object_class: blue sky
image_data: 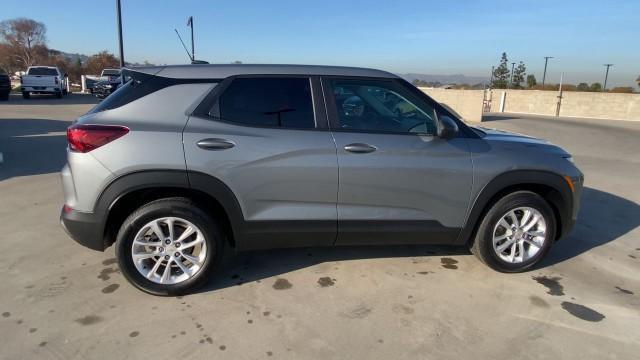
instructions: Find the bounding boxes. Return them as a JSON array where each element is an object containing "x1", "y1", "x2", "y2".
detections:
[{"x1": 3, "y1": 0, "x2": 639, "y2": 86}]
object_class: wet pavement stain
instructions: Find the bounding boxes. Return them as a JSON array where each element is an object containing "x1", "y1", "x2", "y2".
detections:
[
  {"x1": 629, "y1": 255, "x2": 637, "y2": 259},
  {"x1": 417, "y1": 271, "x2": 434, "y2": 275},
  {"x1": 102, "y1": 258, "x2": 117, "y2": 266},
  {"x1": 38, "y1": 341, "x2": 47, "y2": 347},
  {"x1": 392, "y1": 304, "x2": 415, "y2": 315},
  {"x1": 318, "y1": 277, "x2": 335, "y2": 287},
  {"x1": 205, "y1": 337, "x2": 213, "y2": 344},
  {"x1": 267, "y1": 351, "x2": 273, "y2": 356},
  {"x1": 345, "y1": 305, "x2": 372, "y2": 319},
  {"x1": 29, "y1": 328, "x2": 37, "y2": 333},
  {"x1": 219, "y1": 345, "x2": 226, "y2": 351},
  {"x1": 129, "y1": 331, "x2": 139, "y2": 338},
  {"x1": 378, "y1": 339, "x2": 384, "y2": 344},
  {"x1": 263, "y1": 311, "x2": 271, "y2": 316},
  {"x1": 75, "y1": 315, "x2": 104, "y2": 325},
  {"x1": 101, "y1": 284, "x2": 120, "y2": 294},
  {"x1": 2, "y1": 312, "x2": 9, "y2": 318},
  {"x1": 615, "y1": 286, "x2": 634, "y2": 295},
  {"x1": 247, "y1": 319, "x2": 253, "y2": 324},
  {"x1": 532, "y1": 276, "x2": 565, "y2": 296},
  {"x1": 97, "y1": 267, "x2": 120, "y2": 281},
  {"x1": 16, "y1": 319, "x2": 23, "y2": 324},
  {"x1": 440, "y1": 258, "x2": 458, "y2": 269},
  {"x1": 561, "y1": 302, "x2": 605, "y2": 322},
  {"x1": 273, "y1": 278, "x2": 292, "y2": 290},
  {"x1": 529, "y1": 295, "x2": 550, "y2": 308}
]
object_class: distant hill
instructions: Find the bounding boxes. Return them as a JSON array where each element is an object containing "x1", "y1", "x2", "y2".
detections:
[
  {"x1": 49, "y1": 49, "x2": 89, "y2": 64},
  {"x1": 400, "y1": 73, "x2": 488, "y2": 85}
]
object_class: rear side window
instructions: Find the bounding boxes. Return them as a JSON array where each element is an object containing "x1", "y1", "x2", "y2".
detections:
[
  {"x1": 28, "y1": 68, "x2": 58, "y2": 76},
  {"x1": 210, "y1": 78, "x2": 315, "y2": 129}
]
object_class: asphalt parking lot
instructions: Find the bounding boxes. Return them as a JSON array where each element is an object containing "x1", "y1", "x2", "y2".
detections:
[{"x1": 1, "y1": 93, "x2": 638, "y2": 359}]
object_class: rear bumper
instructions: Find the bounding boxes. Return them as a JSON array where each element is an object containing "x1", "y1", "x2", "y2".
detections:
[
  {"x1": 60, "y1": 206, "x2": 105, "y2": 251},
  {"x1": 21, "y1": 86, "x2": 59, "y2": 93}
]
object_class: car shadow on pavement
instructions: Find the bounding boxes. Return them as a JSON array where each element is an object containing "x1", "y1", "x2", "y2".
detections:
[
  {"x1": 198, "y1": 186, "x2": 639, "y2": 293},
  {"x1": 541, "y1": 186, "x2": 640, "y2": 266},
  {"x1": 3, "y1": 93, "x2": 100, "y2": 105},
  {"x1": 0, "y1": 118, "x2": 70, "y2": 181}
]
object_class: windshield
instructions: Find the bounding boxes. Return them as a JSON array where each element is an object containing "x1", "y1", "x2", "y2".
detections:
[{"x1": 28, "y1": 68, "x2": 58, "y2": 76}]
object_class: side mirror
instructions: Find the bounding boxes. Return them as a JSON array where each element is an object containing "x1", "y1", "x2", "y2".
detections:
[{"x1": 437, "y1": 116, "x2": 459, "y2": 139}]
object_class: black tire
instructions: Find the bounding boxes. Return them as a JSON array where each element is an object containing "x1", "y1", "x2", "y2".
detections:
[
  {"x1": 62, "y1": 88, "x2": 68, "y2": 95},
  {"x1": 22, "y1": 91, "x2": 30, "y2": 99},
  {"x1": 470, "y1": 191, "x2": 556, "y2": 272},
  {"x1": 55, "y1": 90, "x2": 62, "y2": 99},
  {"x1": 0, "y1": 92, "x2": 8, "y2": 101},
  {"x1": 115, "y1": 197, "x2": 224, "y2": 296}
]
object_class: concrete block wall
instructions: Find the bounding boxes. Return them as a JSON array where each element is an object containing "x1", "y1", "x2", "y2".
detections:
[
  {"x1": 419, "y1": 87, "x2": 640, "y2": 122},
  {"x1": 418, "y1": 88, "x2": 484, "y2": 122}
]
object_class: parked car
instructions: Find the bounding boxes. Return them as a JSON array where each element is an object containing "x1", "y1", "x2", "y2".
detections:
[
  {"x1": 60, "y1": 64, "x2": 583, "y2": 295},
  {"x1": 20, "y1": 66, "x2": 68, "y2": 98},
  {"x1": 101, "y1": 68, "x2": 121, "y2": 79},
  {"x1": 93, "y1": 76, "x2": 122, "y2": 99},
  {"x1": 0, "y1": 70, "x2": 10, "y2": 101}
]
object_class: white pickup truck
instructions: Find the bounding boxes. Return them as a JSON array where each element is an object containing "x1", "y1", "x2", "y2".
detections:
[{"x1": 20, "y1": 66, "x2": 68, "y2": 99}]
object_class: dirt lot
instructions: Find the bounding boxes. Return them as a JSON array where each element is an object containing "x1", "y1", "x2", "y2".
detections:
[{"x1": 1, "y1": 94, "x2": 638, "y2": 359}]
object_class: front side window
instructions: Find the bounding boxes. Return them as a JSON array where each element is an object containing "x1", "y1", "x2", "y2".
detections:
[
  {"x1": 211, "y1": 78, "x2": 315, "y2": 129},
  {"x1": 329, "y1": 79, "x2": 437, "y2": 134}
]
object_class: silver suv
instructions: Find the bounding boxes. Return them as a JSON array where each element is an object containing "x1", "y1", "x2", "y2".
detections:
[{"x1": 60, "y1": 64, "x2": 583, "y2": 295}]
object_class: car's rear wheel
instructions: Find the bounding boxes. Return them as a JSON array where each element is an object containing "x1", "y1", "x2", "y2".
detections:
[
  {"x1": 0, "y1": 92, "x2": 8, "y2": 101},
  {"x1": 470, "y1": 191, "x2": 556, "y2": 272},
  {"x1": 115, "y1": 197, "x2": 223, "y2": 295},
  {"x1": 55, "y1": 90, "x2": 62, "y2": 98},
  {"x1": 22, "y1": 91, "x2": 30, "y2": 99}
]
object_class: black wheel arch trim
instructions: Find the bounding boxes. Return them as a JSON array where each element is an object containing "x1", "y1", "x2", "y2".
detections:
[
  {"x1": 457, "y1": 169, "x2": 575, "y2": 245},
  {"x1": 93, "y1": 169, "x2": 245, "y2": 250}
]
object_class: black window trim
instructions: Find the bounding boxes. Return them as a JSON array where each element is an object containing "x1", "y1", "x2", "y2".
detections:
[
  {"x1": 321, "y1": 75, "x2": 477, "y2": 138},
  {"x1": 192, "y1": 74, "x2": 329, "y2": 131}
]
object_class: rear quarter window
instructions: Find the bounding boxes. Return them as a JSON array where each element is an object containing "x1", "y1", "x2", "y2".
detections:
[{"x1": 28, "y1": 68, "x2": 58, "y2": 76}]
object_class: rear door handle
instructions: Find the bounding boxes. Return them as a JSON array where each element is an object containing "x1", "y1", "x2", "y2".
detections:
[
  {"x1": 196, "y1": 138, "x2": 235, "y2": 150},
  {"x1": 344, "y1": 143, "x2": 377, "y2": 154}
]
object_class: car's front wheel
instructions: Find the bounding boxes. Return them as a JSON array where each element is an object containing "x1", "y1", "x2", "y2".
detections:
[
  {"x1": 115, "y1": 197, "x2": 223, "y2": 295},
  {"x1": 470, "y1": 191, "x2": 556, "y2": 272}
]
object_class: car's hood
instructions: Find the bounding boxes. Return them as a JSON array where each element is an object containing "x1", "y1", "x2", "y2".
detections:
[{"x1": 471, "y1": 126, "x2": 570, "y2": 157}]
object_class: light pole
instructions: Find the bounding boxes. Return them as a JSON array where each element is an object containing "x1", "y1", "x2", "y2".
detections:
[
  {"x1": 542, "y1": 56, "x2": 553, "y2": 88},
  {"x1": 187, "y1": 16, "x2": 194, "y2": 61},
  {"x1": 116, "y1": 0, "x2": 125, "y2": 68},
  {"x1": 603, "y1": 64, "x2": 613, "y2": 92},
  {"x1": 509, "y1": 62, "x2": 515, "y2": 89}
]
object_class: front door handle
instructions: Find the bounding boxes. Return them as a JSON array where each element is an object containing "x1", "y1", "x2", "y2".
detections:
[
  {"x1": 344, "y1": 143, "x2": 377, "y2": 154},
  {"x1": 196, "y1": 138, "x2": 235, "y2": 150}
]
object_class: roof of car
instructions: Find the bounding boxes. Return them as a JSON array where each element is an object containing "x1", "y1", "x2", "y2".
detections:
[{"x1": 125, "y1": 64, "x2": 399, "y2": 79}]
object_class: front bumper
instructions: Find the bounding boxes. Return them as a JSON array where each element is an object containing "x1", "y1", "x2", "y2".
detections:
[{"x1": 60, "y1": 206, "x2": 106, "y2": 251}]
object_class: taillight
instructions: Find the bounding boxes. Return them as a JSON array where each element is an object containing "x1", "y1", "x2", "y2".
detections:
[{"x1": 67, "y1": 124, "x2": 129, "y2": 153}]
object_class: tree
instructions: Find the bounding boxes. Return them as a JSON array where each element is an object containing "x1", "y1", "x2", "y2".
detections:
[
  {"x1": 576, "y1": 82, "x2": 589, "y2": 92},
  {"x1": 84, "y1": 51, "x2": 119, "y2": 75},
  {"x1": 491, "y1": 52, "x2": 509, "y2": 89},
  {"x1": 512, "y1": 61, "x2": 526, "y2": 88},
  {"x1": 526, "y1": 74, "x2": 537, "y2": 88},
  {"x1": 609, "y1": 87, "x2": 634, "y2": 93},
  {"x1": 0, "y1": 18, "x2": 48, "y2": 72},
  {"x1": 589, "y1": 82, "x2": 602, "y2": 92}
]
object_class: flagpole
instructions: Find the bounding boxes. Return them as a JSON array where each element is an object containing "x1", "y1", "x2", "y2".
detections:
[{"x1": 189, "y1": 16, "x2": 195, "y2": 62}]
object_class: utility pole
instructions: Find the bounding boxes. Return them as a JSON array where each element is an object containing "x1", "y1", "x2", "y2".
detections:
[
  {"x1": 489, "y1": 66, "x2": 495, "y2": 89},
  {"x1": 116, "y1": 0, "x2": 125, "y2": 68},
  {"x1": 187, "y1": 16, "x2": 194, "y2": 62},
  {"x1": 542, "y1": 56, "x2": 553, "y2": 88},
  {"x1": 509, "y1": 62, "x2": 515, "y2": 89},
  {"x1": 603, "y1": 64, "x2": 613, "y2": 92}
]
